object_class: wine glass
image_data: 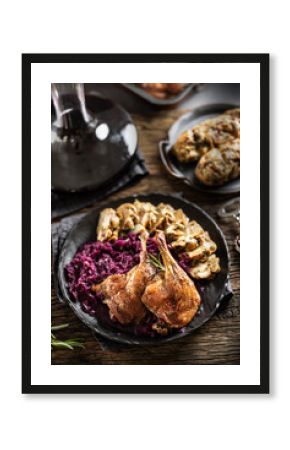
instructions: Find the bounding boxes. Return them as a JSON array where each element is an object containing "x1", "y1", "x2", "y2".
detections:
[{"x1": 217, "y1": 197, "x2": 240, "y2": 253}]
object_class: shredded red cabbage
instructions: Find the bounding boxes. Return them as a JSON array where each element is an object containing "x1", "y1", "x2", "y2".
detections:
[
  {"x1": 65, "y1": 234, "x2": 160, "y2": 313},
  {"x1": 65, "y1": 233, "x2": 194, "y2": 334}
]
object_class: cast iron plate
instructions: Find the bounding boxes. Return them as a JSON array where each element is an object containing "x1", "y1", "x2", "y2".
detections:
[
  {"x1": 57, "y1": 193, "x2": 232, "y2": 345},
  {"x1": 51, "y1": 93, "x2": 138, "y2": 192},
  {"x1": 159, "y1": 103, "x2": 240, "y2": 194}
]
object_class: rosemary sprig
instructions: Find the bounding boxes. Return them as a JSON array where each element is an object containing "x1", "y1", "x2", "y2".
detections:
[
  {"x1": 51, "y1": 323, "x2": 85, "y2": 351},
  {"x1": 148, "y1": 253, "x2": 165, "y2": 271},
  {"x1": 51, "y1": 323, "x2": 70, "y2": 331}
]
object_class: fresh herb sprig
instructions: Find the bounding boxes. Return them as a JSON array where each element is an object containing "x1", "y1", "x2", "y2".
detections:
[
  {"x1": 51, "y1": 323, "x2": 85, "y2": 350},
  {"x1": 148, "y1": 253, "x2": 165, "y2": 271}
]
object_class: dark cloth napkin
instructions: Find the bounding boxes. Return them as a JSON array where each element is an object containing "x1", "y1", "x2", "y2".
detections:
[
  {"x1": 52, "y1": 214, "x2": 131, "y2": 351},
  {"x1": 52, "y1": 148, "x2": 148, "y2": 219}
]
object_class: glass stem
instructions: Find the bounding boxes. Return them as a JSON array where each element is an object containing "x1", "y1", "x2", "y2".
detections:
[{"x1": 51, "y1": 83, "x2": 92, "y2": 130}]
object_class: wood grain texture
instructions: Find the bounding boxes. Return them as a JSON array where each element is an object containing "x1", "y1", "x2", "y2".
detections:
[{"x1": 51, "y1": 109, "x2": 240, "y2": 365}]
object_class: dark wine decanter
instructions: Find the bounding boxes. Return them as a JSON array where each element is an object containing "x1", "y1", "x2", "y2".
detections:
[{"x1": 51, "y1": 83, "x2": 138, "y2": 192}]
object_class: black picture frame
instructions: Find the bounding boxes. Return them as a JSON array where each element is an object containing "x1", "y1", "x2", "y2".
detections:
[{"x1": 22, "y1": 53, "x2": 269, "y2": 394}]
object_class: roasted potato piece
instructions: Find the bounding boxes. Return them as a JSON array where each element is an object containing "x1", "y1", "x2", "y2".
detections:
[
  {"x1": 189, "y1": 254, "x2": 221, "y2": 279},
  {"x1": 173, "y1": 128, "x2": 213, "y2": 163},
  {"x1": 116, "y1": 203, "x2": 139, "y2": 230},
  {"x1": 97, "y1": 208, "x2": 120, "y2": 241},
  {"x1": 172, "y1": 108, "x2": 240, "y2": 169},
  {"x1": 195, "y1": 139, "x2": 240, "y2": 186},
  {"x1": 205, "y1": 115, "x2": 240, "y2": 146},
  {"x1": 96, "y1": 200, "x2": 221, "y2": 280},
  {"x1": 133, "y1": 200, "x2": 159, "y2": 230}
]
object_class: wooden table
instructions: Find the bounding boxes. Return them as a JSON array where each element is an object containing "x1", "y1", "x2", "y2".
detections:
[{"x1": 51, "y1": 107, "x2": 240, "y2": 365}]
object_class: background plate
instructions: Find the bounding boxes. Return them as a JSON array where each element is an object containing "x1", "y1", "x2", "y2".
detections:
[
  {"x1": 160, "y1": 103, "x2": 240, "y2": 194},
  {"x1": 122, "y1": 83, "x2": 199, "y2": 106},
  {"x1": 57, "y1": 193, "x2": 232, "y2": 345}
]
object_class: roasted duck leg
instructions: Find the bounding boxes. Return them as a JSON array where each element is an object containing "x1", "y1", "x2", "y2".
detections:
[
  {"x1": 92, "y1": 234, "x2": 156, "y2": 324},
  {"x1": 142, "y1": 232, "x2": 201, "y2": 328}
]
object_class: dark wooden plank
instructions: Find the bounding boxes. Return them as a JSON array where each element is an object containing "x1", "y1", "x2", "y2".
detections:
[{"x1": 51, "y1": 108, "x2": 240, "y2": 365}]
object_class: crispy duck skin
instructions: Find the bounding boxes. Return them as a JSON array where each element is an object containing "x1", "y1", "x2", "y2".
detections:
[
  {"x1": 92, "y1": 235, "x2": 156, "y2": 325},
  {"x1": 141, "y1": 232, "x2": 201, "y2": 328}
]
